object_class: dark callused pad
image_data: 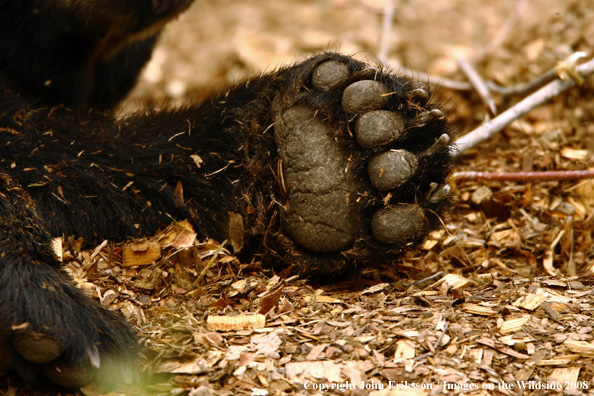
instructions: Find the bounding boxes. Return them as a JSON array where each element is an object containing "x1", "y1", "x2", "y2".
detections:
[
  {"x1": 371, "y1": 204, "x2": 427, "y2": 245},
  {"x1": 355, "y1": 110, "x2": 405, "y2": 149},
  {"x1": 342, "y1": 80, "x2": 389, "y2": 114},
  {"x1": 274, "y1": 106, "x2": 360, "y2": 253},
  {"x1": 12, "y1": 331, "x2": 64, "y2": 364},
  {"x1": 311, "y1": 60, "x2": 351, "y2": 91},
  {"x1": 367, "y1": 150, "x2": 418, "y2": 191}
]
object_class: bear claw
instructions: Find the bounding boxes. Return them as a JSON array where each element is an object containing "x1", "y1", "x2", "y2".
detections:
[
  {"x1": 409, "y1": 88, "x2": 430, "y2": 105},
  {"x1": 410, "y1": 108, "x2": 444, "y2": 127},
  {"x1": 427, "y1": 182, "x2": 451, "y2": 204}
]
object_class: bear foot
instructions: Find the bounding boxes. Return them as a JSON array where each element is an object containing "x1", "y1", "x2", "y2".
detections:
[
  {"x1": 0, "y1": 175, "x2": 139, "y2": 389},
  {"x1": 0, "y1": 243, "x2": 138, "y2": 389},
  {"x1": 272, "y1": 55, "x2": 453, "y2": 274}
]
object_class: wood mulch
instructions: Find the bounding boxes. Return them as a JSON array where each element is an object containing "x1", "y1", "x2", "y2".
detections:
[{"x1": 57, "y1": 215, "x2": 594, "y2": 396}]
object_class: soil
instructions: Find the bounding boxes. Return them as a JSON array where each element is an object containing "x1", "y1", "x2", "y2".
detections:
[{"x1": 4, "y1": 0, "x2": 594, "y2": 395}]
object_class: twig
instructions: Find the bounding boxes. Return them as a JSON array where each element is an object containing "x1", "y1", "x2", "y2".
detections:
[
  {"x1": 452, "y1": 170, "x2": 594, "y2": 182},
  {"x1": 454, "y1": 54, "x2": 594, "y2": 155},
  {"x1": 403, "y1": 271, "x2": 445, "y2": 288},
  {"x1": 484, "y1": 0, "x2": 529, "y2": 55},
  {"x1": 414, "y1": 352, "x2": 434, "y2": 361},
  {"x1": 458, "y1": 58, "x2": 498, "y2": 115},
  {"x1": 398, "y1": 67, "x2": 474, "y2": 91},
  {"x1": 487, "y1": 68, "x2": 558, "y2": 97},
  {"x1": 397, "y1": 65, "x2": 557, "y2": 97},
  {"x1": 434, "y1": 321, "x2": 450, "y2": 350},
  {"x1": 378, "y1": 0, "x2": 396, "y2": 64}
]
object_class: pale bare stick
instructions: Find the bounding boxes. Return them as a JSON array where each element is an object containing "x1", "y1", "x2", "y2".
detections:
[
  {"x1": 397, "y1": 66, "x2": 474, "y2": 91},
  {"x1": 454, "y1": 54, "x2": 594, "y2": 155},
  {"x1": 397, "y1": 65, "x2": 557, "y2": 97},
  {"x1": 484, "y1": 0, "x2": 529, "y2": 55},
  {"x1": 458, "y1": 58, "x2": 498, "y2": 115},
  {"x1": 486, "y1": 68, "x2": 558, "y2": 97},
  {"x1": 378, "y1": 0, "x2": 396, "y2": 64}
]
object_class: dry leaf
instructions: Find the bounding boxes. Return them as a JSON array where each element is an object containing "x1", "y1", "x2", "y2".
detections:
[
  {"x1": 258, "y1": 284, "x2": 284, "y2": 315},
  {"x1": 174, "y1": 181, "x2": 184, "y2": 205},
  {"x1": 173, "y1": 227, "x2": 197, "y2": 249}
]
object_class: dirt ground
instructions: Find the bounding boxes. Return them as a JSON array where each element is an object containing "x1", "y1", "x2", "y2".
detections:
[{"x1": 4, "y1": 0, "x2": 594, "y2": 395}]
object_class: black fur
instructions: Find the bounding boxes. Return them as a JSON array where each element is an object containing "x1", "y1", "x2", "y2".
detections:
[
  {"x1": 0, "y1": 0, "x2": 192, "y2": 109},
  {"x1": 0, "y1": 0, "x2": 452, "y2": 390},
  {"x1": 0, "y1": 0, "x2": 194, "y2": 389}
]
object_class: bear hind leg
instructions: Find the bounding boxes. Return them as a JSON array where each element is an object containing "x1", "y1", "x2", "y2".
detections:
[{"x1": 0, "y1": 174, "x2": 138, "y2": 389}]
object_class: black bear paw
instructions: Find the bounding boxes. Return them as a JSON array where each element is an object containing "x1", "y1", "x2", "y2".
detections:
[
  {"x1": 0, "y1": 256, "x2": 138, "y2": 389},
  {"x1": 273, "y1": 55, "x2": 453, "y2": 273}
]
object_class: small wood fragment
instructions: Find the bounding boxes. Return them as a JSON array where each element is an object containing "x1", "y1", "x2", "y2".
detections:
[
  {"x1": 51, "y1": 237, "x2": 63, "y2": 261},
  {"x1": 471, "y1": 186, "x2": 492, "y2": 205},
  {"x1": 564, "y1": 339, "x2": 594, "y2": 357},
  {"x1": 540, "y1": 301, "x2": 562, "y2": 321},
  {"x1": 537, "y1": 355, "x2": 580, "y2": 366},
  {"x1": 467, "y1": 347, "x2": 483, "y2": 363},
  {"x1": 158, "y1": 357, "x2": 208, "y2": 375},
  {"x1": 543, "y1": 230, "x2": 565, "y2": 276},
  {"x1": 306, "y1": 343, "x2": 328, "y2": 360},
  {"x1": 303, "y1": 295, "x2": 343, "y2": 304},
  {"x1": 123, "y1": 240, "x2": 162, "y2": 266},
  {"x1": 498, "y1": 315, "x2": 530, "y2": 335},
  {"x1": 394, "y1": 339, "x2": 416, "y2": 362},
  {"x1": 437, "y1": 274, "x2": 474, "y2": 290},
  {"x1": 513, "y1": 293, "x2": 548, "y2": 311},
  {"x1": 561, "y1": 148, "x2": 589, "y2": 160},
  {"x1": 361, "y1": 283, "x2": 390, "y2": 294},
  {"x1": 548, "y1": 367, "x2": 580, "y2": 388},
  {"x1": 499, "y1": 335, "x2": 532, "y2": 346},
  {"x1": 477, "y1": 337, "x2": 530, "y2": 359},
  {"x1": 463, "y1": 304, "x2": 498, "y2": 316},
  {"x1": 206, "y1": 314, "x2": 266, "y2": 331},
  {"x1": 190, "y1": 154, "x2": 203, "y2": 168},
  {"x1": 228, "y1": 212, "x2": 244, "y2": 253}
]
